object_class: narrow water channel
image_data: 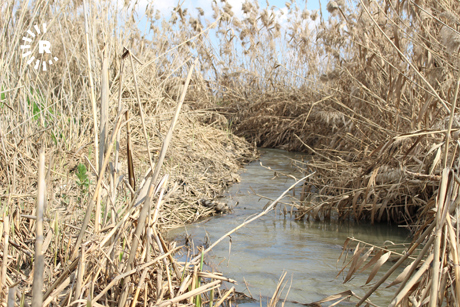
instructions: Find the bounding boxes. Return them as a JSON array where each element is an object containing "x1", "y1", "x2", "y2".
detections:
[{"x1": 167, "y1": 148, "x2": 410, "y2": 306}]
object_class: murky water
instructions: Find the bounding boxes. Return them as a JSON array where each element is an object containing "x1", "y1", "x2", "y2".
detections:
[{"x1": 168, "y1": 148, "x2": 410, "y2": 306}]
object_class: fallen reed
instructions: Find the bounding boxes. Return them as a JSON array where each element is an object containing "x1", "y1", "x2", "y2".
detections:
[
  {"x1": 2, "y1": 0, "x2": 460, "y2": 305},
  {"x1": 0, "y1": 1, "x2": 254, "y2": 305}
]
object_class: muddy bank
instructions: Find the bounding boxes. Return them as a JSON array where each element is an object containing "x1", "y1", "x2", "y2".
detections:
[
  {"x1": 0, "y1": 95, "x2": 256, "y2": 304},
  {"x1": 2, "y1": 0, "x2": 460, "y2": 305}
]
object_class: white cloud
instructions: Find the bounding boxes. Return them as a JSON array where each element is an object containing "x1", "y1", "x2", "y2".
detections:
[
  {"x1": 273, "y1": 6, "x2": 289, "y2": 26},
  {"x1": 227, "y1": 0, "x2": 245, "y2": 18},
  {"x1": 145, "y1": 0, "x2": 246, "y2": 20},
  {"x1": 118, "y1": 0, "x2": 318, "y2": 38}
]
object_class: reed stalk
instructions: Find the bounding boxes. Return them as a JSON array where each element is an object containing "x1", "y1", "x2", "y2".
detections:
[
  {"x1": 1, "y1": 211, "x2": 9, "y2": 302},
  {"x1": 71, "y1": 111, "x2": 125, "y2": 260},
  {"x1": 31, "y1": 148, "x2": 46, "y2": 307},
  {"x1": 82, "y1": 0, "x2": 99, "y2": 172}
]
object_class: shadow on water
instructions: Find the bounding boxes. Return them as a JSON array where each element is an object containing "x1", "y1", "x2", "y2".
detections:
[{"x1": 167, "y1": 148, "x2": 411, "y2": 306}]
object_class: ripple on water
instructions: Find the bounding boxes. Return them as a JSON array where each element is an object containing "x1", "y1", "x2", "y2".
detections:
[{"x1": 168, "y1": 148, "x2": 410, "y2": 306}]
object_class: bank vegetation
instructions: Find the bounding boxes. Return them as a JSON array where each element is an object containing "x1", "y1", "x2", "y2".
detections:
[{"x1": 1, "y1": 0, "x2": 460, "y2": 306}]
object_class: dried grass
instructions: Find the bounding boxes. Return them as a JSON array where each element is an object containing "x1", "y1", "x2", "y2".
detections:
[
  {"x1": 2, "y1": 0, "x2": 460, "y2": 305},
  {"x1": 0, "y1": 1, "x2": 255, "y2": 305},
  {"x1": 194, "y1": 0, "x2": 460, "y2": 305}
]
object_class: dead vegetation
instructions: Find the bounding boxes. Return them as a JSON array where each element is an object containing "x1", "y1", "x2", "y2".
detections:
[
  {"x1": 2, "y1": 0, "x2": 460, "y2": 305},
  {"x1": 194, "y1": 0, "x2": 460, "y2": 305},
  {"x1": 0, "y1": 0, "x2": 256, "y2": 306}
]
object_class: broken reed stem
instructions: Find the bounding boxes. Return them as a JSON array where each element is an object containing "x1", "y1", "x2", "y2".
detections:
[
  {"x1": 191, "y1": 173, "x2": 314, "y2": 264},
  {"x1": 118, "y1": 59, "x2": 196, "y2": 307},
  {"x1": 82, "y1": 0, "x2": 99, "y2": 172},
  {"x1": 389, "y1": 253, "x2": 434, "y2": 307},
  {"x1": 32, "y1": 147, "x2": 46, "y2": 307},
  {"x1": 125, "y1": 59, "x2": 197, "y2": 269},
  {"x1": 356, "y1": 220, "x2": 436, "y2": 306}
]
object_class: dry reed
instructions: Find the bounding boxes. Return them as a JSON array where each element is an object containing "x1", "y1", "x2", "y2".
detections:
[
  {"x1": 0, "y1": 1, "x2": 255, "y2": 305},
  {"x1": 2, "y1": 0, "x2": 460, "y2": 305}
]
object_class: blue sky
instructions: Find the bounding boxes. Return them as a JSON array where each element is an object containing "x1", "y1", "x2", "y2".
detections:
[
  {"x1": 131, "y1": 0, "x2": 328, "y2": 33},
  {"x1": 126, "y1": 0, "x2": 330, "y2": 77},
  {"x1": 151, "y1": 0, "x2": 325, "y2": 19}
]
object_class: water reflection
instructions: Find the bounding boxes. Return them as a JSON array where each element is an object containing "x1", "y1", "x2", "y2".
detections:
[{"x1": 168, "y1": 148, "x2": 410, "y2": 306}]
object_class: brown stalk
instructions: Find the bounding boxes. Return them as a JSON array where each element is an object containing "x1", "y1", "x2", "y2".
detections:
[
  {"x1": 128, "y1": 49, "x2": 154, "y2": 171},
  {"x1": 31, "y1": 147, "x2": 46, "y2": 307},
  {"x1": 117, "y1": 59, "x2": 196, "y2": 307},
  {"x1": 71, "y1": 110, "x2": 126, "y2": 261},
  {"x1": 82, "y1": 0, "x2": 99, "y2": 172},
  {"x1": 158, "y1": 280, "x2": 222, "y2": 307},
  {"x1": 1, "y1": 211, "x2": 9, "y2": 301},
  {"x1": 74, "y1": 243, "x2": 86, "y2": 301},
  {"x1": 191, "y1": 173, "x2": 313, "y2": 264},
  {"x1": 95, "y1": 53, "x2": 110, "y2": 233},
  {"x1": 356, "y1": 220, "x2": 436, "y2": 306},
  {"x1": 446, "y1": 214, "x2": 460, "y2": 303},
  {"x1": 430, "y1": 169, "x2": 451, "y2": 306}
]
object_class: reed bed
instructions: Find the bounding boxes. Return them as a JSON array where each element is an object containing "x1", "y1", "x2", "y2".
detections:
[
  {"x1": 2, "y1": 0, "x2": 460, "y2": 305},
  {"x1": 191, "y1": 0, "x2": 460, "y2": 304},
  {"x1": 0, "y1": 0, "x2": 256, "y2": 306},
  {"x1": 213, "y1": 0, "x2": 460, "y2": 226}
]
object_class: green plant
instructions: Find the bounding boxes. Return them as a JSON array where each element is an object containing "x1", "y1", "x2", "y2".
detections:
[
  {"x1": 76, "y1": 163, "x2": 90, "y2": 197},
  {"x1": 195, "y1": 250, "x2": 204, "y2": 307},
  {"x1": 0, "y1": 86, "x2": 5, "y2": 108},
  {"x1": 119, "y1": 237, "x2": 126, "y2": 262},
  {"x1": 26, "y1": 87, "x2": 56, "y2": 126}
]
